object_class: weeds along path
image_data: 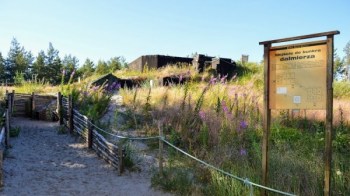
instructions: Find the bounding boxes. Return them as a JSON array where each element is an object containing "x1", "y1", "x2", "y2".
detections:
[{"x1": 2, "y1": 117, "x2": 167, "y2": 196}]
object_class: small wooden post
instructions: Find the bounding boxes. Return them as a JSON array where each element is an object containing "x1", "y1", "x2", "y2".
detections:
[
  {"x1": 31, "y1": 92, "x2": 35, "y2": 119},
  {"x1": 7, "y1": 93, "x2": 11, "y2": 117},
  {"x1": 87, "y1": 119, "x2": 93, "y2": 148},
  {"x1": 5, "y1": 90, "x2": 8, "y2": 110},
  {"x1": 11, "y1": 90, "x2": 15, "y2": 114},
  {"x1": 57, "y1": 92, "x2": 63, "y2": 125},
  {"x1": 158, "y1": 122, "x2": 164, "y2": 176},
  {"x1": 5, "y1": 109, "x2": 10, "y2": 148},
  {"x1": 68, "y1": 95, "x2": 73, "y2": 134},
  {"x1": 118, "y1": 141, "x2": 124, "y2": 175},
  {"x1": 0, "y1": 149, "x2": 3, "y2": 188}
]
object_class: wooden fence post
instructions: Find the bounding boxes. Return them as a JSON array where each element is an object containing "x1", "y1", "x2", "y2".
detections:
[
  {"x1": 5, "y1": 90, "x2": 8, "y2": 111},
  {"x1": 31, "y1": 92, "x2": 35, "y2": 119},
  {"x1": 57, "y1": 92, "x2": 63, "y2": 125},
  {"x1": 68, "y1": 95, "x2": 73, "y2": 134},
  {"x1": 158, "y1": 122, "x2": 163, "y2": 176},
  {"x1": 0, "y1": 149, "x2": 3, "y2": 188},
  {"x1": 5, "y1": 109, "x2": 10, "y2": 148},
  {"x1": 11, "y1": 90, "x2": 15, "y2": 114},
  {"x1": 87, "y1": 119, "x2": 93, "y2": 148},
  {"x1": 118, "y1": 142, "x2": 124, "y2": 175}
]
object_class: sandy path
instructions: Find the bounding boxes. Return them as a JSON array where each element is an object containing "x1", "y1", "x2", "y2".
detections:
[{"x1": 1, "y1": 117, "x2": 167, "y2": 196}]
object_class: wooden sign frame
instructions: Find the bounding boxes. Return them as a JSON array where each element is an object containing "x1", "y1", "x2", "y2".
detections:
[{"x1": 259, "y1": 30, "x2": 340, "y2": 196}]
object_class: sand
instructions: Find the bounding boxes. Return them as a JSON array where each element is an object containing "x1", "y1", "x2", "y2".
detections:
[{"x1": 1, "y1": 117, "x2": 168, "y2": 196}]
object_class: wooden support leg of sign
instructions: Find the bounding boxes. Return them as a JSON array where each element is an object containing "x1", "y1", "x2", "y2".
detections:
[
  {"x1": 262, "y1": 43, "x2": 271, "y2": 196},
  {"x1": 324, "y1": 35, "x2": 334, "y2": 196}
]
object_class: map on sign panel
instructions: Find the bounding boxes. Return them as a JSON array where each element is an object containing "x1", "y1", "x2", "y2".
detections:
[{"x1": 269, "y1": 41, "x2": 327, "y2": 109}]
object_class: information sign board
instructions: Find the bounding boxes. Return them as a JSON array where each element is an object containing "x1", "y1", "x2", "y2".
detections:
[{"x1": 269, "y1": 41, "x2": 327, "y2": 109}]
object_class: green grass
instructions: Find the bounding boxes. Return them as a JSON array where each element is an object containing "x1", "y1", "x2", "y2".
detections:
[{"x1": 334, "y1": 81, "x2": 350, "y2": 99}]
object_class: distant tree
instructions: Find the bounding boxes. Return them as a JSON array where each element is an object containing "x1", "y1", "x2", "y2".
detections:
[
  {"x1": 78, "y1": 58, "x2": 95, "y2": 79},
  {"x1": 45, "y1": 43, "x2": 62, "y2": 84},
  {"x1": 107, "y1": 56, "x2": 126, "y2": 72},
  {"x1": 5, "y1": 38, "x2": 33, "y2": 81},
  {"x1": 95, "y1": 60, "x2": 109, "y2": 75},
  {"x1": 62, "y1": 54, "x2": 79, "y2": 82},
  {"x1": 0, "y1": 52, "x2": 5, "y2": 81},
  {"x1": 32, "y1": 50, "x2": 46, "y2": 82},
  {"x1": 334, "y1": 49, "x2": 345, "y2": 80},
  {"x1": 344, "y1": 41, "x2": 350, "y2": 80}
]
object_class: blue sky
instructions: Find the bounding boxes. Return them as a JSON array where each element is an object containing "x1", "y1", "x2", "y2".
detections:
[{"x1": 0, "y1": 0, "x2": 349, "y2": 65}]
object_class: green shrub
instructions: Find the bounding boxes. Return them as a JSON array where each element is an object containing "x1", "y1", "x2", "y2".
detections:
[
  {"x1": 10, "y1": 126, "x2": 21, "y2": 137},
  {"x1": 334, "y1": 81, "x2": 350, "y2": 99},
  {"x1": 151, "y1": 167, "x2": 194, "y2": 195}
]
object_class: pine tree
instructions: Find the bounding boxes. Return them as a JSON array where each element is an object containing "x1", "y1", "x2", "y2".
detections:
[
  {"x1": 62, "y1": 54, "x2": 79, "y2": 83},
  {"x1": 32, "y1": 50, "x2": 46, "y2": 82},
  {"x1": 0, "y1": 52, "x2": 5, "y2": 82},
  {"x1": 45, "y1": 43, "x2": 62, "y2": 84},
  {"x1": 95, "y1": 60, "x2": 109, "y2": 75},
  {"x1": 5, "y1": 38, "x2": 33, "y2": 81},
  {"x1": 78, "y1": 58, "x2": 95, "y2": 79}
]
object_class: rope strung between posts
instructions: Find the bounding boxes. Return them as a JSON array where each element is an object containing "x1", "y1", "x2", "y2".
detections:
[
  {"x1": 66, "y1": 106, "x2": 295, "y2": 196},
  {"x1": 161, "y1": 138, "x2": 296, "y2": 196},
  {"x1": 71, "y1": 114, "x2": 159, "y2": 141}
]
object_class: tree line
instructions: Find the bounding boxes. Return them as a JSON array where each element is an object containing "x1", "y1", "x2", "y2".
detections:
[{"x1": 0, "y1": 38, "x2": 127, "y2": 85}]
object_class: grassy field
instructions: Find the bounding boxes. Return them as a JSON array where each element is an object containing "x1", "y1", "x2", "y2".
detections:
[{"x1": 1, "y1": 63, "x2": 349, "y2": 195}]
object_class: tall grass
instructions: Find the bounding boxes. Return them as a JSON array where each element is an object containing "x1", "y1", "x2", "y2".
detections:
[{"x1": 119, "y1": 70, "x2": 349, "y2": 195}]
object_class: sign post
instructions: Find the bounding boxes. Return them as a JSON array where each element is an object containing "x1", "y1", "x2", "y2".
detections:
[{"x1": 259, "y1": 31, "x2": 339, "y2": 196}]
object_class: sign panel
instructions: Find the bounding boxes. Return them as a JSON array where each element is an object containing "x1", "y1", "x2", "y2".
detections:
[{"x1": 269, "y1": 41, "x2": 327, "y2": 109}]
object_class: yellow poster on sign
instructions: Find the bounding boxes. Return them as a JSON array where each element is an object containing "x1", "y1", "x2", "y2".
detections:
[{"x1": 269, "y1": 41, "x2": 327, "y2": 109}]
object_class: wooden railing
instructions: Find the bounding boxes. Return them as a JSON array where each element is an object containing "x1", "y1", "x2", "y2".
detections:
[
  {"x1": 0, "y1": 91, "x2": 13, "y2": 188},
  {"x1": 58, "y1": 93, "x2": 125, "y2": 174}
]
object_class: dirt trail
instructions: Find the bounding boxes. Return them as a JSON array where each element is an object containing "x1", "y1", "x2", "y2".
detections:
[{"x1": 1, "y1": 117, "x2": 167, "y2": 196}]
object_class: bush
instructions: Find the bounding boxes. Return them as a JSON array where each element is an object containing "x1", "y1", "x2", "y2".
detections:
[
  {"x1": 334, "y1": 81, "x2": 350, "y2": 99},
  {"x1": 10, "y1": 126, "x2": 21, "y2": 137}
]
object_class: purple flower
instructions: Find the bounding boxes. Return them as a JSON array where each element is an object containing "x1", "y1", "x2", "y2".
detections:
[
  {"x1": 199, "y1": 110, "x2": 206, "y2": 121},
  {"x1": 179, "y1": 74, "x2": 183, "y2": 82},
  {"x1": 62, "y1": 69, "x2": 66, "y2": 75},
  {"x1": 92, "y1": 86, "x2": 99, "y2": 91},
  {"x1": 222, "y1": 100, "x2": 229, "y2": 113},
  {"x1": 240, "y1": 148, "x2": 247, "y2": 156},
  {"x1": 239, "y1": 121, "x2": 248, "y2": 130},
  {"x1": 220, "y1": 75, "x2": 228, "y2": 83},
  {"x1": 209, "y1": 76, "x2": 217, "y2": 85}
]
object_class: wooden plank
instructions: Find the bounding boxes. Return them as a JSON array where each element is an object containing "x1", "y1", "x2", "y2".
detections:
[
  {"x1": 324, "y1": 35, "x2": 334, "y2": 196},
  {"x1": 0, "y1": 149, "x2": 3, "y2": 188},
  {"x1": 262, "y1": 43, "x2": 271, "y2": 196},
  {"x1": 5, "y1": 109, "x2": 10, "y2": 147},
  {"x1": 259, "y1": 30, "x2": 340, "y2": 45},
  {"x1": 68, "y1": 95, "x2": 73, "y2": 134},
  {"x1": 92, "y1": 143, "x2": 119, "y2": 168}
]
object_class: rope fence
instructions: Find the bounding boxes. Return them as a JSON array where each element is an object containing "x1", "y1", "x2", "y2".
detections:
[{"x1": 59, "y1": 94, "x2": 296, "y2": 196}]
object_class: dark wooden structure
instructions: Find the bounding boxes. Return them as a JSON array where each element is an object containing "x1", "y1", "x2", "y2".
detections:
[
  {"x1": 91, "y1": 73, "x2": 145, "y2": 89},
  {"x1": 128, "y1": 55, "x2": 193, "y2": 72},
  {"x1": 211, "y1": 57, "x2": 236, "y2": 78},
  {"x1": 192, "y1": 54, "x2": 214, "y2": 73}
]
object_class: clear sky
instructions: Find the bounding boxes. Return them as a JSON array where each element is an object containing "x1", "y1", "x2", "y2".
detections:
[{"x1": 0, "y1": 0, "x2": 349, "y2": 65}]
